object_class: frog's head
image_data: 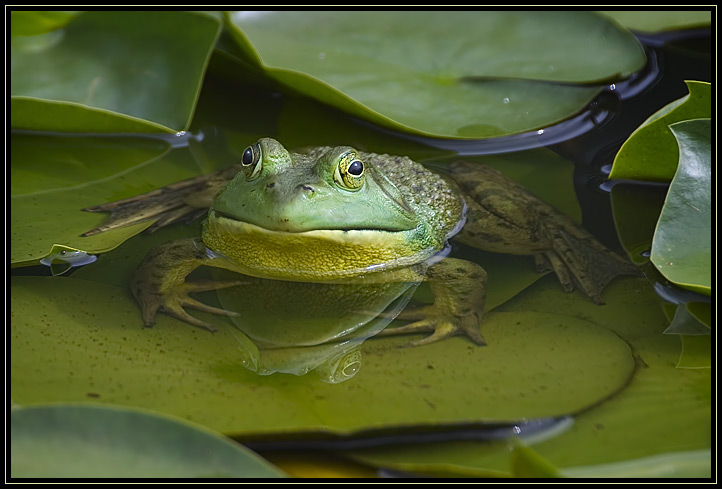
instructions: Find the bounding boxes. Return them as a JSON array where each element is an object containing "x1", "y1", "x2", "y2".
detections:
[
  {"x1": 203, "y1": 138, "x2": 439, "y2": 280},
  {"x1": 213, "y1": 138, "x2": 417, "y2": 233}
]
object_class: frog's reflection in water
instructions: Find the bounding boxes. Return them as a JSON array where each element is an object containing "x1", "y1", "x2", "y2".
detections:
[{"x1": 213, "y1": 267, "x2": 422, "y2": 383}]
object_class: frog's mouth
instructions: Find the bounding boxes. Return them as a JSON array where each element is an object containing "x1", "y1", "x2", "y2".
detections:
[{"x1": 210, "y1": 209, "x2": 414, "y2": 235}]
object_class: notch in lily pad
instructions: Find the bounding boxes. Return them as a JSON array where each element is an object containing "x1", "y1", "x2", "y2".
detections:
[{"x1": 39, "y1": 244, "x2": 97, "y2": 276}]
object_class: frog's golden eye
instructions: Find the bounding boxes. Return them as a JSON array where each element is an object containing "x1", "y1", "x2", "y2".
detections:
[
  {"x1": 241, "y1": 143, "x2": 262, "y2": 179},
  {"x1": 334, "y1": 151, "x2": 365, "y2": 191}
]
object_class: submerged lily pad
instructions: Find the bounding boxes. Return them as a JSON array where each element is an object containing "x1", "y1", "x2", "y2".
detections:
[
  {"x1": 10, "y1": 404, "x2": 286, "y2": 478},
  {"x1": 650, "y1": 119, "x2": 710, "y2": 295},
  {"x1": 10, "y1": 11, "x2": 221, "y2": 133},
  {"x1": 225, "y1": 11, "x2": 645, "y2": 139},
  {"x1": 676, "y1": 336, "x2": 711, "y2": 369},
  {"x1": 609, "y1": 81, "x2": 710, "y2": 182},
  {"x1": 11, "y1": 275, "x2": 634, "y2": 437}
]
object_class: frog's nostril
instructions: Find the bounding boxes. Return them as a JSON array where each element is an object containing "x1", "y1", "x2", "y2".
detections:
[
  {"x1": 266, "y1": 182, "x2": 276, "y2": 189},
  {"x1": 299, "y1": 184, "x2": 315, "y2": 193}
]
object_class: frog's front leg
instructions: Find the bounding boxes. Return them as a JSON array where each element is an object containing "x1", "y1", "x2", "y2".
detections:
[
  {"x1": 130, "y1": 237, "x2": 244, "y2": 332},
  {"x1": 379, "y1": 258, "x2": 487, "y2": 346}
]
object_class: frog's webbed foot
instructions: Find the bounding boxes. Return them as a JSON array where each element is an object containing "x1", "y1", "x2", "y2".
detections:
[
  {"x1": 539, "y1": 227, "x2": 642, "y2": 305},
  {"x1": 82, "y1": 164, "x2": 242, "y2": 236},
  {"x1": 134, "y1": 278, "x2": 245, "y2": 332},
  {"x1": 378, "y1": 304, "x2": 486, "y2": 346},
  {"x1": 130, "y1": 237, "x2": 245, "y2": 332},
  {"x1": 377, "y1": 258, "x2": 487, "y2": 347},
  {"x1": 448, "y1": 160, "x2": 641, "y2": 305}
]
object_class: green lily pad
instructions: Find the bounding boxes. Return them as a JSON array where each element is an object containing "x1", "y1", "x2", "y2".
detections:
[
  {"x1": 562, "y1": 449, "x2": 711, "y2": 478},
  {"x1": 609, "y1": 81, "x2": 710, "y2": 182},
  {"x1": 225, "y1": 11, "x2": 645, "y2": 139},
  {"x1": 346, "y1": 275, "x2": 711, "y2": 477},
  {"x1": 10, "y1": 132, "x2": 178, "y2": 266},
  {"x1": 11, "y1": 11, "x2": 221, "y2": 133},
  {"x1": 609, "y1": 183, "x2": 668, "y2": 264},
  {"x1": 650, "y1": 119, "x2": 711, "y2": 295},
  {"x1": 10, "y1": 10, "x2": 78, "y2": 36},
  {"x1": 511, "y1": 440, "x2": 562, "y2": 478},
  {"x1": 10, "y1": 404, "x2": 286, "y2": 478},
  {"x1": 598, "y1": 11, "x2": 712, "y2": 33},
  {"x1": 11, "y1": 275, "x2": 635, "y2": 438}
]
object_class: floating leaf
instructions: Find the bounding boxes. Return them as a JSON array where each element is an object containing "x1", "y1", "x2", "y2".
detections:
[
  {"x1": 10, "y1": 11, "x2": 221, "y2": 133},
  {"x1": 225, "y1": 11, "x2": 645, "y2": 139},
  {"x1": 11, "y1": 276, "x2": 634, "y2": 438},
  {"x1": 10, "y1": 404, "x2": 286, "y2": 478},
  {"x1": 510, "y1": 439, "x2": 562, "y2": 478},
  {"x1": 10, "y1": 10, "x2": 78, "y2": 36},
  {"x1": 609, "y1": 81, "x2": 710, "y2": 182},
  {"x1": 650, "y1": 119, "x2": 711, "y2": 295},
  {"x1": 10, "y1": 133, "x2": 173, "y2": 265},
  {"x1": 347, "y1": 276, "x2": 711, "y2": 477},
  {"x1": 598, "y1": 11, "x2": 712, "y2": 33},
  {"x1": 562, "y1": 449, "x2": 711, "y2": 478},
  {"x1": 609, "y1": 183, "x2": 667, "y2": 264}
]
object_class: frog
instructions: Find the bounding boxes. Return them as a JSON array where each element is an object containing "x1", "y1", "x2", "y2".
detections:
[{"x1": 82, "y1": 138, "x2": 640, "y2": 346}]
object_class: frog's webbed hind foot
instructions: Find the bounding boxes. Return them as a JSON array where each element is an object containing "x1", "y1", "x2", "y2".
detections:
[
  {"x1": 540, "y1": 228, "x2": 642, "y2": 304},
  {"x1": 82, "y1": 164, "x2": 242, "y2": 236},
  {"x1": 129, "y1": 237, "x2": 245, "y2": 332},
  {"x1": 134, "y1": 278, "x2": 245, "y2": 333},
  {"x1": 378, "y1": 304, "x2": 486, "y2": 347},
  {"x1": 377, "y1": 258, "x2": 487, "y2": 347}
]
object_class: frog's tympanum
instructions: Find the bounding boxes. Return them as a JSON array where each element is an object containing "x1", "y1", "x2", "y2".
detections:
[{"x1": 83, "y1": 138, "x2": 639, "y2": 346}]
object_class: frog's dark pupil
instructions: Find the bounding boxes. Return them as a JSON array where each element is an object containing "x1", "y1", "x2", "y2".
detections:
[
  {"x1": 242, "y1": 147, "x2": 254, "y2": 166},
  {"x1": 348, "y1": 160, "x2": 363, "y2": 176}
]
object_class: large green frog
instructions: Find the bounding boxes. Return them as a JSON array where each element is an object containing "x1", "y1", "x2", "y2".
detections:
[{"x1": 83, "y1": 138, "x2": 639, "y2": 345}]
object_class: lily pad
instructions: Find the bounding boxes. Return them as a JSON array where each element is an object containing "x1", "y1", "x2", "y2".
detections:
[
  {"x1": 346, "y1": 275, "x2": 711, "y2": 477},
  {"x1": 10, "y1": 404, "x2": 286, "y2": 478},
  {"x1": 598, "y1": 11, "x2": 712, "y2": 33},
  {"x1": 609, "y1": 81, "x2": 710, "y2": 182},
  {"x1": 10, "y1": 11, "x2": 221, "y2": 133},
  {"x1": 511, "y1": 440, "x2": 562, "y2": 478},
  {"x1": 609, "y1": 183, "x2": 668, "y2": 265},
  {"x1": 10, "y1": 132, "x2": 179, "y2": 266},
  {"x1": 11, "y1": 275, "x2": 635, "y2": 438},
  {"x1": 650, "y1": 119, "x2": 711, "y2": 295},
  {"x1": 10, "y1": 10, "x2": 78, "y2": 36},
  {"x1": 225, "y1": 11, "x2": 645, "y2": 139}
]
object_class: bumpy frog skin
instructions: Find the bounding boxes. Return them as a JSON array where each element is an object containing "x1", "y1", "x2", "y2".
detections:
[{"x1": 83, "y1": 138, "x2": 639, "y2": 345}]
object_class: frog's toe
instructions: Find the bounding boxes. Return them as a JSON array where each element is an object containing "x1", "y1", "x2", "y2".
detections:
[
  {"x1": 136, "y1": 293, "x2": 162, "y2": 328},
  {"x1": 544, "y1": 251, "x2": 575, "y2": 293},
  {"x1": 162, "y1": 301, "x2": 219, "y2": 333},
  {"x1": 181, "y1": 279, "x2": 247, "y2": 293},
  {"x1": 181, "y1": 296, "x2": 240, "y2": 317},
  {"x1": 378, "y1": 310, "x2": 485, "y2": 347}
]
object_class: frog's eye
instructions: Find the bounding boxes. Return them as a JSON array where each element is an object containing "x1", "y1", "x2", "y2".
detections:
[
  {"x1": 241, "y1": 143, "x2": 262, "y2": 179},
  {"x1": 334, "y1": 151, "x2": 365, "y2": 191}
]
